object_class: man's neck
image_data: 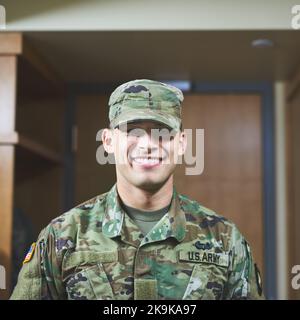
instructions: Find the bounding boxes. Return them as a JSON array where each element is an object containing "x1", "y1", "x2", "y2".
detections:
[{"x1": 116, "y1": 176, "x2": 174, "y2": 211}]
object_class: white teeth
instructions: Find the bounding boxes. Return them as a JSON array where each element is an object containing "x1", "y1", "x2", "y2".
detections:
[{"x1": 133, "y1": 157, "x2": 160, "y2": 165}]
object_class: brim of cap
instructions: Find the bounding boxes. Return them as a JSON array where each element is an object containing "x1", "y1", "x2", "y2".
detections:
[{"x1": 110, "y1": 109, "x2": 181, "y2": 131}]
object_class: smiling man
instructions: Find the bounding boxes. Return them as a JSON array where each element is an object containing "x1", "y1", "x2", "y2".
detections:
[{"x1": 11, "y1": 79, "x2": 264, "y2": 300}]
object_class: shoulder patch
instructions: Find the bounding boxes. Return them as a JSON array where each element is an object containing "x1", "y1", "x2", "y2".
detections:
[{"x1": 23, "y1": 242, "x2": 36, "y2": 264}]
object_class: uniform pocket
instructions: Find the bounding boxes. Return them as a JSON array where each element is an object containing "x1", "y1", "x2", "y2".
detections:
[
  {"x1": 63, "y1": 250, "x2": 117, "y2": 300},
  {"x1": 65, "y1": 263, "x2": 114, "y2": 300},
  {"x1": 182, "y1": 262, "x2": 228, "y2": 300},
  {"x1": 177, "y1": 249, "x2": 229, "y2": 300},
  {"x1": 182, "y1": 264, "x2": 212, "y2": 299}
]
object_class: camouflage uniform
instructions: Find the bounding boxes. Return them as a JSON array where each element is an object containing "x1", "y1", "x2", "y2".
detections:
[
  {"x1": 11, "y1": 79, "x2": 264, "y2": 300},
  {"x1": 11, "y1": 184, "x2": 264, "y2": 300}
]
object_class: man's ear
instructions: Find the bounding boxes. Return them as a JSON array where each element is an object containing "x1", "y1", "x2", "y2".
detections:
[
  {"x1": 102, "y1": 128, "x2": 114, "y2": 153},
  {"x1": 178, "y1": 130, "x2": 187, "y2": 156}
]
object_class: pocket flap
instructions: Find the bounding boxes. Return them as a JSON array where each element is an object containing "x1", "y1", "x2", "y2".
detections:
[{"x1": 64, "y1": 250, "x2": 118, "y2": 271}]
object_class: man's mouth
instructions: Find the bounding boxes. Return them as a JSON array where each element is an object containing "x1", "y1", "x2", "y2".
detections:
[{"x1": 129, "y1": 156, "x2": 164, "y2": 168}]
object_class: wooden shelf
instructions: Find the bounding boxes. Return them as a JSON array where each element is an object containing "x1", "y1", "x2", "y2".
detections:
[{"x1": 0, "y1": 132, "x2": 62, "y2": 164}]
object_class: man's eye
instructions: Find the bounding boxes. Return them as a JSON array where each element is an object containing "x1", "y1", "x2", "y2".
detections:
[
  {"x1": 153, "y1": 129, "x2": 175, "y2": 140},
  {"x1": 123, "y1": 127, "x2": 175, "y2": 140},
  {"x1": 160, "y1": 133, "x2": 175, "y2": 141}
]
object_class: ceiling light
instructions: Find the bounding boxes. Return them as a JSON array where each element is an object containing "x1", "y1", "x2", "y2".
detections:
[{"x1": 251, "y1": 39, "x2": 274, "y2": 48}]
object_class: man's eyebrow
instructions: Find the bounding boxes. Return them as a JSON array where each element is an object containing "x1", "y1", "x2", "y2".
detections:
[{"x1": 126, "y1": 124, "x2": 171, "y2": 130}]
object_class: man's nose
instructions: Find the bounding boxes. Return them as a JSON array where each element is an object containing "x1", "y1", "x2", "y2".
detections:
[{"x1": 136, "y1": 132, "x2": 158, "y2": 150}]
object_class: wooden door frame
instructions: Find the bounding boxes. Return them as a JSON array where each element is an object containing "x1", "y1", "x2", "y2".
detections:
[{"x1": 64, "y1": 81, "x2": 276, "y2": 299}]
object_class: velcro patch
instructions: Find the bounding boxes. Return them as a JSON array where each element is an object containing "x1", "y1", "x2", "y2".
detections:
[
  {"x1": 178, "y1": 250, "x2": 229, "y2": 267},
  {"x1": 23, "y1": 243, "x2": 36, "y2": 264},
  {"x1": 134, "y1": 279, "x2": 157, "y2": 300}
]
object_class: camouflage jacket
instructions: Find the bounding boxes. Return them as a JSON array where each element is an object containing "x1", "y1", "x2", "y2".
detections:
[{"x1": 11, "y1": 184, "x2": 264, "y2": 300}]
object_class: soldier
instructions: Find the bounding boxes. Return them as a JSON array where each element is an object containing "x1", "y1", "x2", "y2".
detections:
[{"x1": 11, "y1": 79, "x2": 264, "y2": 300}]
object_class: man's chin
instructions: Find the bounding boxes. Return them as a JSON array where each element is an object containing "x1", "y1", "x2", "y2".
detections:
[{"x1": 133, "y1": 178, "x2": 167, "y2": 192}]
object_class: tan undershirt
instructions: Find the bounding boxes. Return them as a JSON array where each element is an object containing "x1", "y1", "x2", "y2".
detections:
[{"x1": 121, "y1": 201, "x2": 171, "y2": 236}]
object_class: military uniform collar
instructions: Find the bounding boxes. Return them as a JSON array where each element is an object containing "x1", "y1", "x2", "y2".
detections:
[
  {"x1": 102, "y1": 184, "x2": 124, "y2": 238},
  {"x1": 102, "y1": 183, "x2": 186, "y2": 244}
]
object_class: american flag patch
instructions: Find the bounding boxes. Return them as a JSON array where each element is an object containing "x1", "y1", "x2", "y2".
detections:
[{"x1": 23, "y1": 243, "x2": 36, "y2": 264}]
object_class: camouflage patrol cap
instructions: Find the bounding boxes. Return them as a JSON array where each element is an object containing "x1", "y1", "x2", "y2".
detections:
[{"x1": 108, "y1": 79, "x2": 184, "y2": 131}]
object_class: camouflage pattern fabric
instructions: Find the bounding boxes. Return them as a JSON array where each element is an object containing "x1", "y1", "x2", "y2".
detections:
[
  {"x1": 109, "y1": 79, "x2": 183, "y2": 132},
  {"x1": 10, "y1": 183, "x2": 264, "y2": 300}
]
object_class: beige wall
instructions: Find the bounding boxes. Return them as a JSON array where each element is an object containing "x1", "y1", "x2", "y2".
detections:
[{"x1": 1, "y1": 0, "x2": 297, "y2": 31}]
